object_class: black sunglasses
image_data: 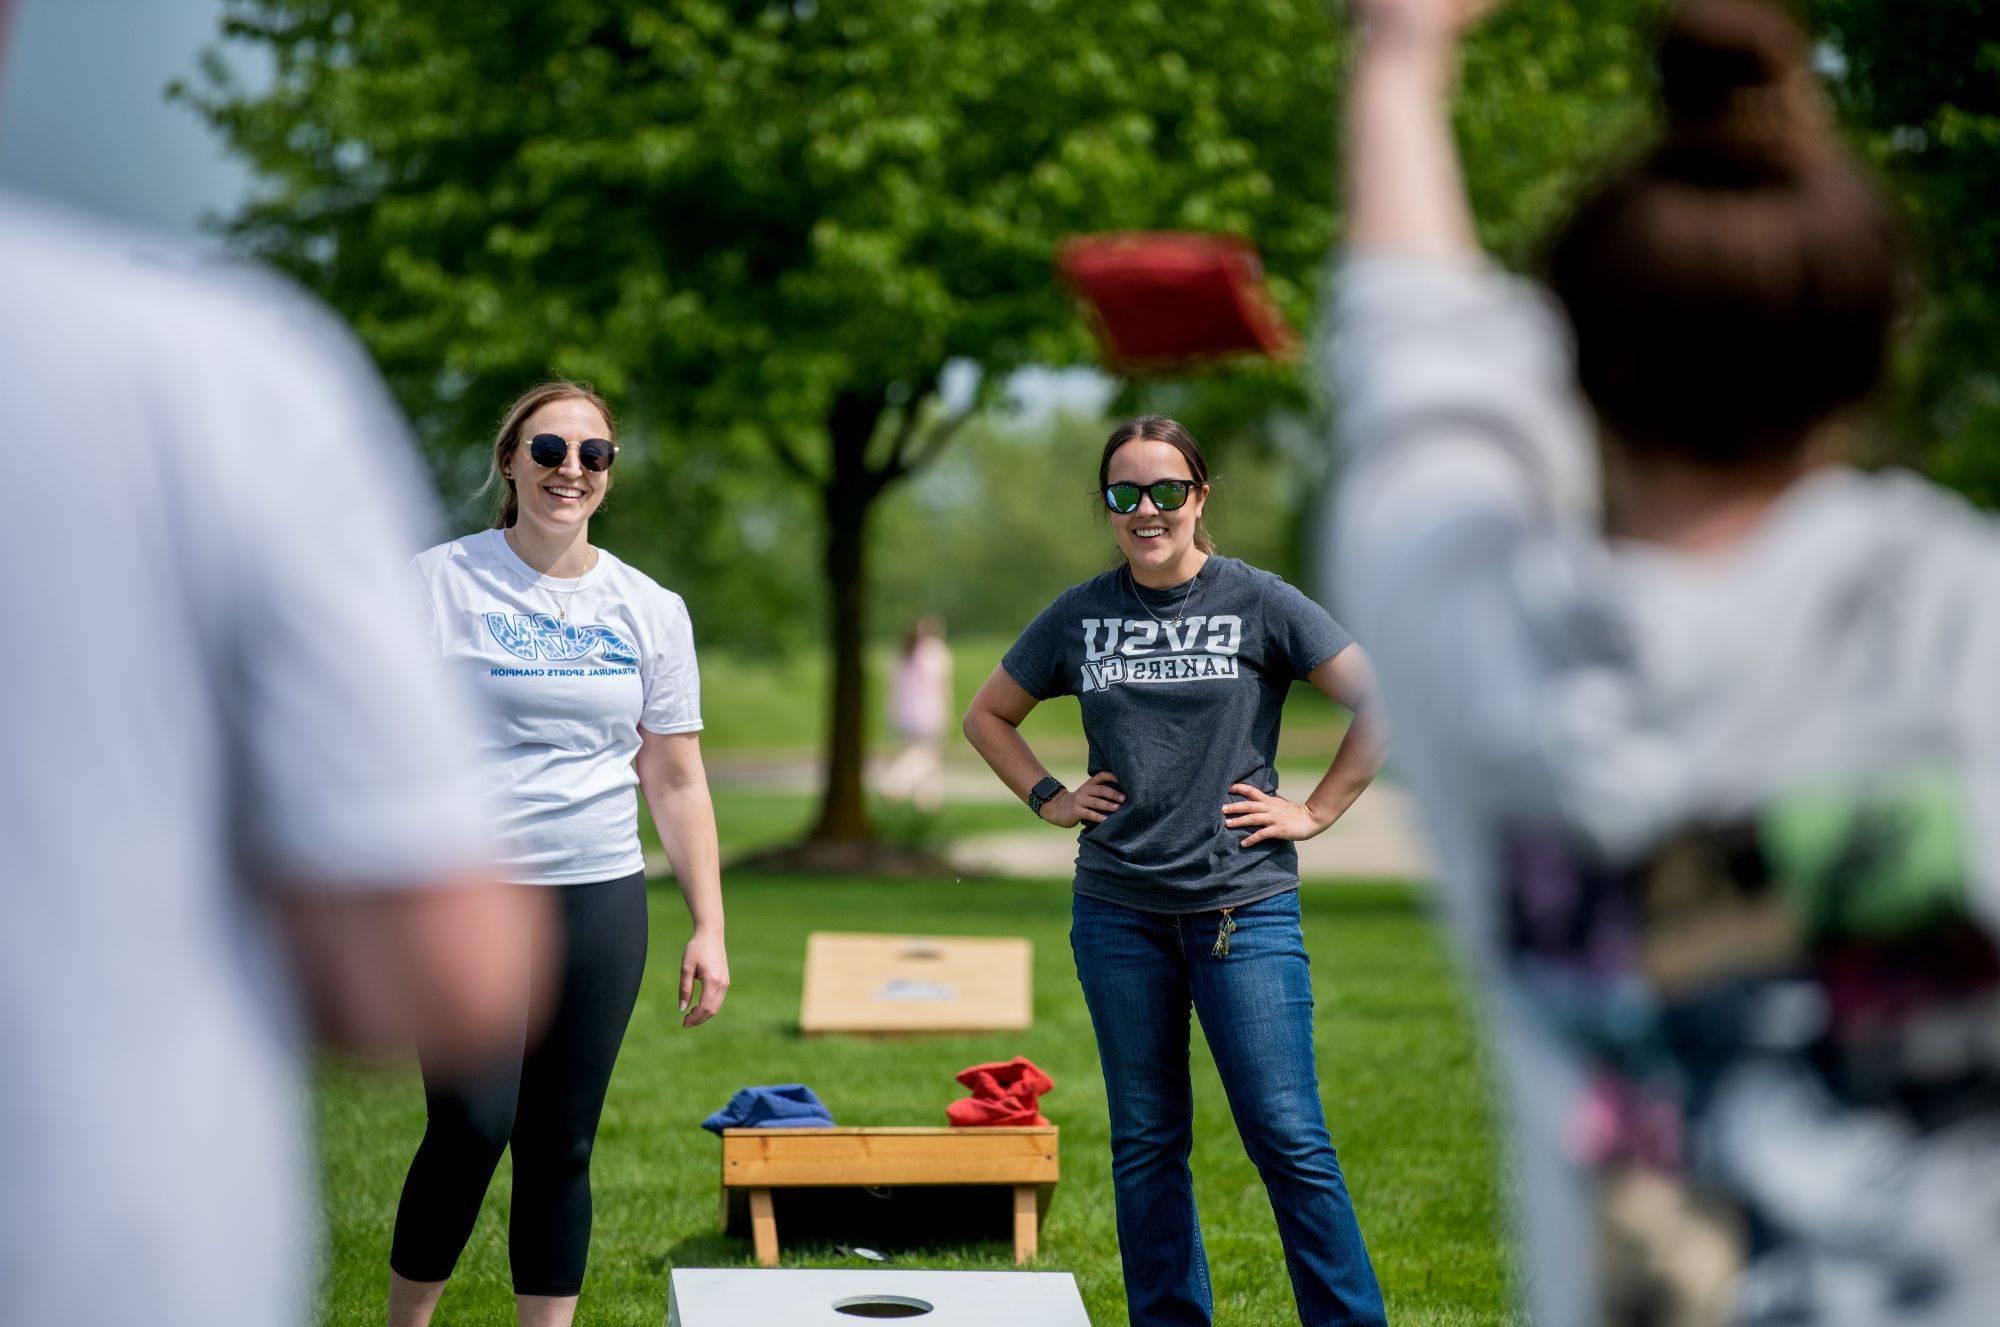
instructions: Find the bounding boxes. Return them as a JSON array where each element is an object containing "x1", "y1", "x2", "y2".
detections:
[
  {"x1": 526, "y1": 433, "x2": 617, "y2": 473},
  {"x1": 1102, "y1": 478, "x2": 1199, "y2": 514}
]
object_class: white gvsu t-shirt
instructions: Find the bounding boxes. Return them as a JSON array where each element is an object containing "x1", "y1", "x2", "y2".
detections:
[{"x1": 414, "y1": 527, "x2": 703, "y2": 884}]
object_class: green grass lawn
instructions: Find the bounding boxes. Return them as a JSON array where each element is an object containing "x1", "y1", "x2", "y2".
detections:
[{"x1": 311, "y1": 876, "x2": 1518, "y2": 1326}]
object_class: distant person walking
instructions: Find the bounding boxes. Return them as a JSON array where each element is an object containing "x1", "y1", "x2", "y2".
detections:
[
  {"x1": 963, "y1": 415, "x2": 1390, "y2": 1327},
  {"x1": 0, "y1": 190, "x2": 543, "y2": 1327},
  {"x1": 388, "y1": 381, "x2": 729, "y2": 1327},
  {"x1": 880, "y1": 616, "x2": 954, "y2": 811},
  {"x1": 1331, "y1": 1, "x2": 2000, "y2": 1322}
]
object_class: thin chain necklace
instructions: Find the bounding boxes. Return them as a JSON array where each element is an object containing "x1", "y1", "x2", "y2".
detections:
[
  {"x1": 507, "y1": 528, "x2": 594, "y2": 625},
  {"x1": 540, "y1": 581, "x2": 585, "y2": 626},
  {"x1": 1129, "y1": 557, "x2": 1203, "y2": 627}
]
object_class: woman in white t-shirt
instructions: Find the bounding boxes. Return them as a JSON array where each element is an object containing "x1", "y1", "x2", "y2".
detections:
[{"x1": 387, "y1": 380, "x2": 728, "y2": 1327}]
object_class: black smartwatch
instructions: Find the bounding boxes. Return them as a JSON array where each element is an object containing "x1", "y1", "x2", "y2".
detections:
[{"x1": 1026, "y1": 775, "x2": 1066, "y2": 821}]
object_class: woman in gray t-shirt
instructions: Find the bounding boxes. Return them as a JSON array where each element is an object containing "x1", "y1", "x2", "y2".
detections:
[{"x1": 964, "y1": 414, "x2": 1391, "y2": 1327}]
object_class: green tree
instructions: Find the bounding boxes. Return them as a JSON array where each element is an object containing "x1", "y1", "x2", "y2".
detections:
[
  {"x1": 1811, "y1": 0, "x2": 2000, "y2": 500},
  {"x1": 181, "y1": 0, "x2": 1348, "y2": 855},
  {"x1": 182, "y1": 0, "x2": 1689, "y2": 859}
]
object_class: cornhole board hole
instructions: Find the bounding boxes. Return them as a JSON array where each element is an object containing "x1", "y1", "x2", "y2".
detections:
[
  {"x1": 800, "y1": 932, "x2": 1032, "y2": 1035},
  {"x1": 720, "y1": 1126, "x2": 1059, "y2": 1266},
  {"x1": 667, "y1": 1268, "x2": 1091, "y2": 1325}
]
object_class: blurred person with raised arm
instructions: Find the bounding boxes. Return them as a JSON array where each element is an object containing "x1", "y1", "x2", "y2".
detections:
[{"x1": 1332, "y1": 1, "x2": 2000, "y2": 1323}]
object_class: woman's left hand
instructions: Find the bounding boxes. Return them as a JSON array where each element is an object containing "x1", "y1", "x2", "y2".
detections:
[
  {"x1": 1223, "y1": 784, "x2": 1332, "y2": 848},
  {"x1": 679, "y1": 928, "x2": 730, "y2": 1028}
]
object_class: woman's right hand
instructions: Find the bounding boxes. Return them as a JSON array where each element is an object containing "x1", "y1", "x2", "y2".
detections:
[{"x1": 1043, "y1": 771, "x2": 1124, "y2": 827}]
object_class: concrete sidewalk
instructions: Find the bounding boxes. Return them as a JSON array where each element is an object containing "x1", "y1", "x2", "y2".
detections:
[
  {"x1": 946, "y1": 783, "x2": 1434, "y2": 881},
  {"x1": 710, "y1": 753, "x2": 1032, "y2": 803},
  {"x1": 703, "y1": 753, "x2": 1435, "y2": 882}
]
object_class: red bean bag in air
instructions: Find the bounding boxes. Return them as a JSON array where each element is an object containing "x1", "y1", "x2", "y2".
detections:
[{"x1": 1057, "y1": 231, "x2": 1299, "y2": 370}]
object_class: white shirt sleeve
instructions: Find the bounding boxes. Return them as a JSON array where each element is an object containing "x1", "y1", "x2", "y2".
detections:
[
  {"x1": 203, "y1": 280, "x2": 490, "y2": 890},
  {"x1": 1325, "y1": 252, "x2": 1624, "y2": 1327},
  {"x1": 640, "y1": 591, "x2": 704, "y2": 736},
  {"x1": 1325, "y1": 254, "x2": 1645, "y2": 833},
  {"x1": 1331, "y1": 253, "x2": 1600, "y2": 521}
]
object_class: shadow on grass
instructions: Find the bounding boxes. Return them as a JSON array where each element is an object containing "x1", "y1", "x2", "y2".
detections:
[
  {"x1": 656, "y1": 1230, "x2": 1023, "y2": 1274},
  {"x1": 652, "y1": 1232, "x2": 743, "y2": 1273}
]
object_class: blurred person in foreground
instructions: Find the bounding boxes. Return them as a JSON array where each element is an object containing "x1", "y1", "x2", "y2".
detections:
[
  {"x1": 0, "y1": 7, "x2": 547, "y2": 1322},
  {"x1": 1332, "y1": 0, "x2": 2000, "y2": 1323},
  {"x1": 389, "y1": 380, "x2": 728, "y2": 1327}
]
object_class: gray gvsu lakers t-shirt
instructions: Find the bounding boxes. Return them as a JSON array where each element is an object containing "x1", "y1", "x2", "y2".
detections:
[{"x1": 1002, "y1": 555, "x2": 1353, "y2": 913}]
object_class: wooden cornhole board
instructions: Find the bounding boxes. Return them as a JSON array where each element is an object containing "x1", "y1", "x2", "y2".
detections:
[
  {"x1": 720, "y1": 1127, "x2": 1059, "y2": 1267},
  {"x1": 667, "y1": 1268, "x2": 1091, "y2": 1325},
  {"x1": 799, "y1": 932, "x2": 1032, "y2": 1035}
]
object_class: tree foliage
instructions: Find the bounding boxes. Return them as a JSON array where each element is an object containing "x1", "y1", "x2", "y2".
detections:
[
  {"x1": 1810, "y1": 0, "x2": 2000, "y2": 500},
  {"x1": 181, "y1": 0, "x2": 1993, "y2": 852},
  {"x1": 179, "y1": 0, "x2": 1350, "y2": 846},
  {"x1": 180, "y1": 0, "x2": 1353, "y2": 427}
]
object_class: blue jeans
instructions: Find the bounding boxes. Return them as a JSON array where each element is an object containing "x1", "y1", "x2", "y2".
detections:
[{"x1": 1070, "y1": 889, "x2": 1388, "y2": 1327}]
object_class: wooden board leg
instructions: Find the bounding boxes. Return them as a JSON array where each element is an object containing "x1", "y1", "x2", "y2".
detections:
[
  {"x1": 1013, "y1": 1184, "x2": 1038, "y2": 1264},
  {"x1": 749, "y1": 1188, "x2": 779, "y2": 1267}
]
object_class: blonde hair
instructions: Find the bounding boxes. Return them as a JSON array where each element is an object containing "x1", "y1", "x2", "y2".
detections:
[{"x1": 481, "y1": 380, "x2": 618, "y2": 528}]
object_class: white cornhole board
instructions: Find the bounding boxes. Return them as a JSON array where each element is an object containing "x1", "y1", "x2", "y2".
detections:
[{"x1": 666, "y1": 1268, "x2": 1090, "y2": 1326}]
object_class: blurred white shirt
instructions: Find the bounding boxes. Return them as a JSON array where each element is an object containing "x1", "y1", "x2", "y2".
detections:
[{"x1": 0, "y1": 194, "x2": 487, "y2": 1327}]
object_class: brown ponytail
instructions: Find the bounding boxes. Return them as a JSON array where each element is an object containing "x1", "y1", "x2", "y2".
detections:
[{"x1": 1546, "y1": 0, "x2": 1906, "y2": 465}]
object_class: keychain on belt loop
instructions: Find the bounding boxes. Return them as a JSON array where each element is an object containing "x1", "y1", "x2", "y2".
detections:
[{"x1": 1212, "y1": 907, "x2": 1237, "y2": 958}]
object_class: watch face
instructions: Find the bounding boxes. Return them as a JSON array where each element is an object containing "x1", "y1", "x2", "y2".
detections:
[{"x1": 1028, "y1": 777, "x2": 1061, "y2": 814}]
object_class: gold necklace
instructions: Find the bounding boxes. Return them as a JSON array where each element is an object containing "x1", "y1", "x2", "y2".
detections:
[
  {"x1": 541, "y1": 580, "x2": 584, "y2": 626},
  {"x1": 507, "y1": 528, "x2": 595, "y2": 625}
]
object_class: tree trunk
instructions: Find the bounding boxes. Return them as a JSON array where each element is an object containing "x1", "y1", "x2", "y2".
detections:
[{"x1": 808, "y1": 390, "x2": 886, "y2": 843}]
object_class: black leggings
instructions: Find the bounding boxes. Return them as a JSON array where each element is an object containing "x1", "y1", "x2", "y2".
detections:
[{"x1": 389, "y1": 871, "x2": 648, "y2": 1296}]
